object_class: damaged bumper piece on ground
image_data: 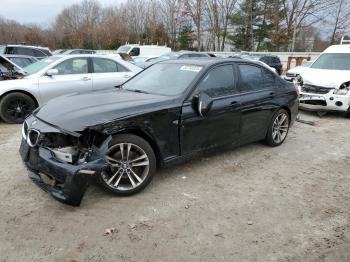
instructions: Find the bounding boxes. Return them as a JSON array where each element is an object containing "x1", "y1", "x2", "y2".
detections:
[
  {"x1": 19, "y1": 116, "x2": 108, "y2": 206},
  {"x1": 299, "y1": 83, "x2": 350, "y2": 114}
]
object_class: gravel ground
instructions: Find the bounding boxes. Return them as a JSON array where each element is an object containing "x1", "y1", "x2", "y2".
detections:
[{"x1": 0, "y1": 111, "x2": 349, "y2": 262}]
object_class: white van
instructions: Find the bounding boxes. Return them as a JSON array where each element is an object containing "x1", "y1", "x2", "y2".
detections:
[
  {"x1": 298, "y1": 44, "x2": 350, "y2": 116},
  {"x1": 116, "y1": 45, "x2": 171, "y2": 58}
]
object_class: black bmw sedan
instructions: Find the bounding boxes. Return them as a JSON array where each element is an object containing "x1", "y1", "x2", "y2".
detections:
[{"x1": 19, "y1": 58, "x2": 299, "y2": 206}]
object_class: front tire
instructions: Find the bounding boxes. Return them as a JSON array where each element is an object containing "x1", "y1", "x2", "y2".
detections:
[
  {"x1": 99, "y1": 134, "x2": 156, "y2": 196},
  {"x1": 0, "y1": 92, "x2": 36, "y2": 124},
  {"x1": 265, "y1": 109, "x2": 290, "y2": 146}
]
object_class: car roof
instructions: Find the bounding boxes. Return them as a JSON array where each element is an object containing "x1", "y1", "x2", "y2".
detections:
[
  {"x1": 160, "y1": 57, "x2": 256, "y2": 67},
  {"x1": 3, "y1": 54, "x2": 37, "y2": 59},
  {"x1": 323, "y1": 44, "x2": 350, "y2": 53},
  {"x1": 51, "y1": 54, "x2": 123, "y2": 59},
  {"x1": 2, "y1": 44, "x2": 50, "y2": 50},
  {"x1": 63, "y1": 49, "x2": 95, "y2": 52}
]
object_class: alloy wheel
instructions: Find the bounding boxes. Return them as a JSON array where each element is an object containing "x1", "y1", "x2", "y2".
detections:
[
  {"x1": 103, "y1": 143, "x2": 150, "y2": 191},
  {"x1": 272, "y1": 113, "x2": 289, "y2": 144},
  {"x1": 6, "y1": 98, "x2": 32, "y2": 122}
]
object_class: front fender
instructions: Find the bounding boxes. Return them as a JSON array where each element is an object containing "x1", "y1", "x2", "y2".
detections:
[{"x1": 0, "y1": 79, "x2": 41, "y2": 104}]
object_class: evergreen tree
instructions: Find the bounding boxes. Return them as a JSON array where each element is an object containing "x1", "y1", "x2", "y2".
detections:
[{"x1": 178, "y1": 24, "x2": 194, "y2": 50}]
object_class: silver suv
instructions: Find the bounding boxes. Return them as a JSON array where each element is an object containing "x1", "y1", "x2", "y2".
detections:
[{"x1": 0, "y1": 45, "x2": 52, "y2": 60}]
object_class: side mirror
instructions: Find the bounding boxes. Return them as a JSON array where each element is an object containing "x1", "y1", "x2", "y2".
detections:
[
  {"x1": 46, "y1": 69, "x2": 58, "y2": 77},
  {"x1": 196, "y1": 92, "x2": 213, "y2": 117}
]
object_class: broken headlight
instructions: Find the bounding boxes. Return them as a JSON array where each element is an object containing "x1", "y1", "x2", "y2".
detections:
[{"x1": 333, "y1": 82, "x2": 350, "y2": 95}]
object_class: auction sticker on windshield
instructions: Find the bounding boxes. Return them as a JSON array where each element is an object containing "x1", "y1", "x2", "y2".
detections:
[{"x1": 180, "y1": 65, "x2": 202, "y2": 72}]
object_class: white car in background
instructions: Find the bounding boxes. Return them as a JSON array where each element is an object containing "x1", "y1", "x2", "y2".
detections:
[
  {"x1": 0, "y1": 54, "x2": 141, "y2": 123},
  {"x1": 298, "y1": 44, "x2": 350, "y2": 116},
  {"x1": 116, "y1": 44, "x2": 171, "y2": 58},
  {"x1": 284, "y1": 60, "x2": 313, "y2": 82}
]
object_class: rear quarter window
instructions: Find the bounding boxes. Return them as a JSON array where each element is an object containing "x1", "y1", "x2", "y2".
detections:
[
  {"x1": 40, "y1": 49, "x2": 52, "y2": 56},
  {"x1": 16, "y1": 47, "x2": 34, "y2": 56}
]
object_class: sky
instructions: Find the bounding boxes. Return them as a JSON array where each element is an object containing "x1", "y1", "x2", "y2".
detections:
[{"x1": 0, "y1": 0, "x2": 122, "y2": 26}]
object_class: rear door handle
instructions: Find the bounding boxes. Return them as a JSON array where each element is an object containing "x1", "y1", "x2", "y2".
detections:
[
  {"x1": 81, "y1": 77, "x2": 91, "y2": 81},
  {"x1": 230, "y1": 101, "x2": 238, "y2": 106}
]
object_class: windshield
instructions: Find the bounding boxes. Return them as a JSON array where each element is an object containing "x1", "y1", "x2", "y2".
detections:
[
  {"x1": 301, "y1": 61, "x2": 312, "y2": 67},
  {"x1": 123, "y1": 63, "x2": 203, "y2": 96},
  {"x1": 117, "y1": 45, "x2": 132, "y2": 53},
  {"x1": 311, "y1": 53, "x2": 350, "y2": 70},
  {"x1": 23, "y1": 56, "x2": 60, "y2": 75}
]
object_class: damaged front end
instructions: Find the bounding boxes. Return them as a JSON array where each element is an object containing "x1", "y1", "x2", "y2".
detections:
[
  {"x1": 299, "y1": 81, "x2": 350, "y2": 114},
  {"x1": 19, "y1": 115, "x2": 109, "y2": 206}
]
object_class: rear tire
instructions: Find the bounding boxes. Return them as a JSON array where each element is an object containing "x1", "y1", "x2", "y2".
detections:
[
  {"x1": 0, "y1": 92, "x2": 36, "y2": 124},
  {"x1": 265, "y1": 109, "x2": 290, "y2": 147},
  {"x1": 99, "y1": 134, "x2": 156, "y2": 196}
]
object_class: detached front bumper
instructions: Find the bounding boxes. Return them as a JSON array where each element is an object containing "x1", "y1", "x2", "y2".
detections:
[
  {"x1": 299, "y1": 91, "x2": 350, "y2": 113},
  {"x1": 19, "y1": 138, "x2": 105, "y2": 206}
]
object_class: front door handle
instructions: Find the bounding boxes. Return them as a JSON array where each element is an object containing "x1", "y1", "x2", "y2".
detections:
[
  {"x1": 123, "y1": 74, "x2": 131, "y2": 79},
  {"x1": 81, "y1": 77, "x2": 91, "y2": 81}
]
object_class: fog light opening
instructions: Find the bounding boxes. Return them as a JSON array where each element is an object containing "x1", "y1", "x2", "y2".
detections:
[{"x1": 335, "y1": 101, "x2": 343, "y2": 107}]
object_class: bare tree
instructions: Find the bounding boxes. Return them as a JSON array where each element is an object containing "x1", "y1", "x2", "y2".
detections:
[
  {"x1": 218, "y1": 0, "x2": 238, "y2": 51},
  {"x1": 206, "y1": 0, "x2": 221, "y2": 50},
  {"x1": 280, "y1": 0, "x2": 331, "y2": 51},
  {"x1": 328, "y1": 0, "x2": 350, "y2": 44},
  {"x1": 160, "y1": 0, "x2": 184, "y2": 48},
  {"x1": 185, "y1": 0, "x2": 205, "y2": 50}
]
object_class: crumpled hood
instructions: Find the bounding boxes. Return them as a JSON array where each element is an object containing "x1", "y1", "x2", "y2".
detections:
[
  {"x1": 35, "y1": 89, "x2": 175, "y2": 132},
  {"x1": 300, "y1": 68, "x2": 350, "y2": 88}
]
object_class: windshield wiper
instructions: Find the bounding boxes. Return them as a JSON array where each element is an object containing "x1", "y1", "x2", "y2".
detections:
[{"x1": 124, "y1": 88, "x2": 150, "y2": 94}]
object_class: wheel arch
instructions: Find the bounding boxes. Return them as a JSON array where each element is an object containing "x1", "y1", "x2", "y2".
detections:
[
  {"x1": 0, "y1": 90, "x2": 39, "y2": 107},
  {"x1": 279, "y1": 106, "x2": 291, "y2": 124},
  {"x1": 113, "y1": 128, "x2": 163, "y2": 168}
]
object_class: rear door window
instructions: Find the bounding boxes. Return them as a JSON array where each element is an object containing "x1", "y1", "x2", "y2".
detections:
[
  {"x1": 92, "y1": 57, "x2": 129, "y2": 73},
  {"x1": 238, "y1": 64, "x2": 275, "y2": 91},
  {"x1": 40, "y1": 49, "x2": 52, "y2": 56},
  {"x1": 15, "y1": 47, "x2": 35, "y2": 56},
  {"x1": 32, "y1": 49, "x2": 46, "y2": 58}
]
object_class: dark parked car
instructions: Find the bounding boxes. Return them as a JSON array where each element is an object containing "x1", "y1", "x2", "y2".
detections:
[
  {"x1": 251, "y1": 55, "x2": 283, "y2": 75},
  {"x1": 0, "y1": 45, "x2": 52, "y2": 60},
  {"x1": 19, "y1": 58, "x2": 299, "y2": 206},
  {"x1": 136, "y1": 51, "x2": 212, "y2": 68}
]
